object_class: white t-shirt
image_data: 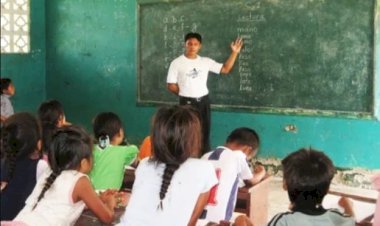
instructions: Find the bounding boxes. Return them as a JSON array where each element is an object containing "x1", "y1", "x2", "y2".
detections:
[
  {"x1": 14, "y1": 170, "x2": 87, "y2": 226},
  {"x1": 117, "y1": 158, "x2": 218, "y2": 226},
  {"x1": 36, "y1": 160, "x2": 49, "y2": 180},
  {"x1": 201, "y1": 146, "x2": 253, "y2": 222},
  {"x1": 166, "y1": 54, "x2": 223, "y2": 98}
]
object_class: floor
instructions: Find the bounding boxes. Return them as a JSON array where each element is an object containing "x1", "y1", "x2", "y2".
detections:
[{"x1": 267, "y1": 177, "x2": 289, "y2": 222}]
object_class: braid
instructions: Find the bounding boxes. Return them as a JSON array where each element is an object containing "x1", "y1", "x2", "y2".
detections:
[
  {"x1": 0, "y1": 127, "x2": 6, "y2": 159},
  {"x1": 158, "y1": 163, "x2": 180, "y2": 210},
  {"x1": 152, "y1": 105, "x2": 202, "y2": 210},
  {"x1": 0, "y1": 112, "x2": 41, "y2": 182},
  {"x1": 2, "y1": 129, "x2": 18, "y2": 181},
  {"x1": 41, "y1": 122, "x2": 58, "y2": 154},
  {"x1": 32, "y1": 171, "x2": 61, "y2": 210},
  {"x1": 31, "y1": 125, "x2": 92, "y2": 210},
  {"x1": 5, "y1": 151, "x2": 17, "y2": 181}
]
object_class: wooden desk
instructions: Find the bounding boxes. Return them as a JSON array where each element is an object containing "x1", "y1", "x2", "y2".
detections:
[
  {"x1": 75, "y1": 190, "x2": 131, "y2": 226},
  {"x1": 121, "y1": 168, "x2": 135, "y2": 190},
  {"x1": 327, "y1": 187, "x2": 377, "y2": 226},
  {"x1": 75, "y1": 208, "x2": 125, "y2": 226},
  {"x1": 235, "y1": 175, "x2": 272, "y2": 226}
]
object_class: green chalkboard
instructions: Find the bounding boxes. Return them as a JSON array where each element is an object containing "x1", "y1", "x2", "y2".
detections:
[{"x1": 137, "y1": 0, "x2": 377, "y2": 117}]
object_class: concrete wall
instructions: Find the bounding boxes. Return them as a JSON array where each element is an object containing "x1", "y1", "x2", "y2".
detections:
[
  {"x1": 41, "y1": 0, "x2": 380, "y2": 169},
  {"x1": 1, "y1": 0, "x2": 46, "y2": 113}
]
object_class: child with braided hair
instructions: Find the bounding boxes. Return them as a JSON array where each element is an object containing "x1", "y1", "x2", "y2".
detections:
[
  {"x1": 37, "y1": 99, "x2": 70, "y2": 159},
  {"x1": 11, "y1": 125, "x2": 117, "y2": 226},
  {"x1": 117, "y1": 105, "x2": 218, "y2": 226},
  {"x1": 0, "y1": 113, "x2": 48, "y2": 220}
]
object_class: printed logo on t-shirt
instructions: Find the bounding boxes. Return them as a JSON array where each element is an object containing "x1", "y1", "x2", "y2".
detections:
[
  {"x1": 186, "y1": 68, "x2": 202, "y2": 79},
  {"x1": 207, "y1": 168, "x2": 221, "y2": 206}
]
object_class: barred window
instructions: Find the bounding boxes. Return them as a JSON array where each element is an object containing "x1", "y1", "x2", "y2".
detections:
[{"x1": 1, "y1": 0, "x2": 30, "y2": 53}]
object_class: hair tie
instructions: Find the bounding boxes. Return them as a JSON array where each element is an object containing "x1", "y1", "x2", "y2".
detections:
[{"x1": 99, "y1": 135, "x2": 110, "y2": 149}]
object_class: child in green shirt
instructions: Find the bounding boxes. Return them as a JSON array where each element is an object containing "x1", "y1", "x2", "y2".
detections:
[{"x1": 89, "y1": 112, "x2": 138, "y2": 190}]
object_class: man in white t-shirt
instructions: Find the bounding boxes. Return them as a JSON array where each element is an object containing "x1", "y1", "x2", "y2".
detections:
[
  {"x1": 201, "y1": 127, "x2": 266, "y2": 223},
  {"x1": 166, "y1": 32, "x2": 243, "y2": 156}
]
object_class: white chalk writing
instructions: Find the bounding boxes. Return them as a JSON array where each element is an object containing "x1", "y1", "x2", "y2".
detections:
[
  {"x1": 162, "y1": 15, "x2": 199, "y2": 69},
  {"x1": 236, "y1": 12, "x2": 264, "y2": 92}
]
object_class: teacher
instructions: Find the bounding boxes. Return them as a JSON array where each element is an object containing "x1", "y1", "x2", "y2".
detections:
[{"x1": 166, "y1": 32, "x2": 243, "y2": 156}]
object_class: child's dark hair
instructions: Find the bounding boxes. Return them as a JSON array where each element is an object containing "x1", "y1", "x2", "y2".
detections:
[
  {"x1": 1, "y1": 78, "x2": 12, "y2": 94},
  {"x1": 33, "y1": 125, "x2": 93, "y2": 209},
  {"x1": 226, "y1": 127, "x2": 260, "y2": 151},
  {"x1": 185, "y1": 32, "x2": 202, "y2": 43},
  {"x1": 37, "y1": 100, "x2": 65, "y2": 154},
  {"x1": 92, "y1": 112, "x2": 123, "y2": 148},
  {"x1": 1, "y1": 112, "x2": 41, "y2": 181},
  {"x1": 151, "y1": 105, "x2": 201, "y2": 209},
  {"x1": 282, "y1": 148, "x2": 335, "y2": 212}
]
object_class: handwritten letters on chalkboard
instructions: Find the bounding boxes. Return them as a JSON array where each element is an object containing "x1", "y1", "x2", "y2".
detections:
[{"x1": 138, "y1": 0, "x2": 375, "y2": 117}]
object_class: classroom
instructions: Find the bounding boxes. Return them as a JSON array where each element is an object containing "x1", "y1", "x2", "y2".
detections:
[{"x1": 1, "y1": 0, "x2": 380, "y2": 225}]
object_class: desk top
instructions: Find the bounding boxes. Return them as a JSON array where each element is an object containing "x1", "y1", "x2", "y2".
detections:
[
  {"x1": 75, "y1": 208, "x2": 238, "y2": 226},
  {"x1": 329, "y1": 184, "x2": 378, "y2": 203},
  {"x1": 75, "y1": 208, "x2": 125, "y2": 226},
  {"x1": 75, "y1": 190, "x2": 130, "y2": 226}
]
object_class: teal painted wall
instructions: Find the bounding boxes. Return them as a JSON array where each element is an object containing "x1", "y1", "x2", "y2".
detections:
[
  {"x1": 1, "y1": 0, "x2": 46, "y2": 112},
  {"x1": 45, "y1": 0, "x2": 380, "y2": 169},
  {"x1": 45, "y1": 0, "x2": 155, "y2": 142}
]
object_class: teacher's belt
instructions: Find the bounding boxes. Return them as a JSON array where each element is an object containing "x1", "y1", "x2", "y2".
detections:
[{"x1": 179, "y1": 95, "x2": 208, "y2": 103}]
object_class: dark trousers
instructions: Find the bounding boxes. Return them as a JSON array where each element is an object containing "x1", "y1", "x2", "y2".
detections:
[{"x1": 179, "y1": 95, "x2": 210, "y2": 157}]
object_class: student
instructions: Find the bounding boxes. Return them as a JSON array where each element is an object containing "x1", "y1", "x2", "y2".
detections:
[
  {"x1": 12, "y1": 125, "x2": 117, "y2": 225},
  {"x1": 166, "y1": 32, "x2": 243, "y2": 156},
  {"x1": 0, "y1": 113, "x2": 48, "y2": 220},
  {"x1": 117, "y1": 105, "x2": 218, "y2": 226},
  {"x1": 1, "y1": 78, "x2": 16, "y2": 122},
  {"x1": 89, "y1": 112, "x2": 139, "y2": 190},
  {"x1": 37, "y1": 99, "x2": 70, "y2": 158},
  {"x1": 138, "y1": 135, "x2": 152, "y2": 160},
  {"x1": 267, "y1": 148, "x2": 355, "y2": 226},
  {"x1": 201, "y1": 127, "x2": 266, "y2": 223}
]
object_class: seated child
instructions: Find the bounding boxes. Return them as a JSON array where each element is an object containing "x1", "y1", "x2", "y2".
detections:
[
  {"x1": 89, "y1": 112, "x2": 138, "y2": 190},
  {"x1": 0, "y1": 113, "x2": 48, "y2": 220},
  {"x1": 267, "y1": 148, "x2": 355, "y2": 226},
  {"x1": 12, "y1": 125, "x2": 117, "y2": 225},
  {"x1": 37, "y1": 99, "x2": 70, "y2": 158},
  {"x1": 117, "y1": 105, "x2": 218, "y2": 226},
  {"x1": 201, "y1": 127, "x2": 266, "y2": 223},
  {"x1": 1, "y1": 78, "x2": 16, "y2": 122},
  {"x1": 138, "y1": 135, "x2": 152, "y2": 160}
]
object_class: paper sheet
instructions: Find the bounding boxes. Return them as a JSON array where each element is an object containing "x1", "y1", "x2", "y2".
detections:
[{"x1": 323, "y1": 194, "x2": 375, "y2": 223}]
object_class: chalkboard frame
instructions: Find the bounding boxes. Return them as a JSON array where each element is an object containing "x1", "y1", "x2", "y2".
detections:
[{"x1": 136, "y1": 0, "x2": 380, "y2": 120}]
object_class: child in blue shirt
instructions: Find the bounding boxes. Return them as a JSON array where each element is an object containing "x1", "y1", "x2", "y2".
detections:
[{"x1": 1, "y1": 113, "x2": 48, "y2": 220}]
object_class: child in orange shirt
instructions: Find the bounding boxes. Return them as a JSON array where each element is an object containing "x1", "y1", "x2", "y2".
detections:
[{"x1": 138, "y1": 136, "x2": 152, "y2": 160}]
